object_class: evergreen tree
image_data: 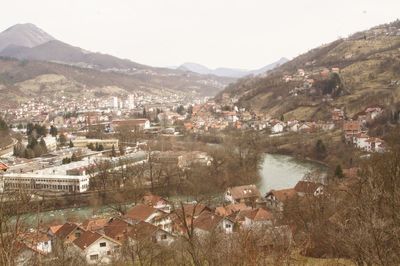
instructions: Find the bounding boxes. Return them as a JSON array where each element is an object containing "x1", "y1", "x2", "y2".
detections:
[
  {"x1": 111, "y1": 144, "x2": 116, "y2": 157},
  {"x1": 335, "y1": 164, "x2": 344, "y2": 179},
  {"x1": 50, "y1": 125, "x2": 58, "y2": 137}
]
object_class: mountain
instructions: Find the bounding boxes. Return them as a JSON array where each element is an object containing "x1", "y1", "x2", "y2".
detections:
[
  {"x1": 178, "y1": 58, "x2": 289, "y2": 78},
  {"x1": 0, "y1": 24, "x2": 234, "y2": 101},
  {"x1": 0, "y1": 57, "x2": 234, "y2": 108},
  {"x1": 0, "y1": 23, "x2": 55, "y2": 52},
  {"x1": 218, "y1": 20, "x2": 400, "y2": 120}
]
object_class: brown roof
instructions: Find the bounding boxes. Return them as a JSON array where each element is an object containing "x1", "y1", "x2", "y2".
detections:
[
  {"x1": 104, "y1": 218, "x2": 130, "y2": 241},
  {"x1": 48, "y1": 225, "x2": 63, "y2": 234},
  {"x1": 193, "y1": 212, "x2": 224, "y2": 232},
  {"x1": 238, "y1": 208, "x2": 273, "y2": 222},
  {"x1": 267, "y1": 188, "x2": 297, "y2": 202},
  {"x1": 142, "y1": 193, "x2": 168, "y2": 207},
  {"x1": 294, "y1": 181, "x2": 323, "y2": 194},
  {"x1": 215, "y1": 203, "x2": 251, "y2": 217},
  {"x1": 81, "y1": 218, "x2": 109, "y2": 231},
  {"x1": 124, "y1": 204, "x2": 159, "y2": 221},
  {"x1": 0, "y1": 161, "x2": 8, "y2": 171},
  {"x1": 343, "y1": 121, "x2": 361, "y2": 132},
  {"x1": 228, "y1": 184, "x2": 261, "y2": 200},
  {"x1": 127, "y1": 221, "x2": 162, "y2": 241},
  {"x1": 180, "y1": 203, "x2": 210, "y2": 218},
  {"x1": 55, "y1": 222, "x2": 79, "y2": 240},
  {"x1": 73, "y1": 230, "x2": 102, "y2": 250}
]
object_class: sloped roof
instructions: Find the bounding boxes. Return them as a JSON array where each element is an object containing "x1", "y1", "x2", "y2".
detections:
[
  {"x1": 55, "y1": 222, "x2": 79, "y2": 240},
  {"x1": 228, "y1": 184, "x2": 261, "y2": 200},
  {"x1": 238, "y1": 208, "x2": 273, "y2": 221},
  {"x1": 294, "y1": 181, "x2": 323, "y2": 194},
  {"x1": 81, "y1": 218, "x2": 109, "y2": 231},
  {"x1": 104, "y1": 218, "x2": 130, "y2": 240},
  {"x1": 267, "y1": 188, "x2": 297, "y2": 202},
  {"x1": 73, "y1": 230, "x2": 102, "y2": 250},
  {"x1": 124, "y1": 204, "x2": 159, "y2": 221},
  {"x1": 193, "y1": 212, "x2": 224, "y2": 232},
  {"x1": 0, "y1": 161, "x2": 8, "y2": 171},
  {"x1": 215, "y1": 203, "x2": 251, "y2": 217},
  {"x1": 127, "y1": 221, "x2": 163, "y2": 241}
]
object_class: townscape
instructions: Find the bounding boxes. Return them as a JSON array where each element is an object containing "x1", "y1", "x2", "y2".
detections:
[{"x1": 1, "y1": 3, "x2": 400, "y2": 266}]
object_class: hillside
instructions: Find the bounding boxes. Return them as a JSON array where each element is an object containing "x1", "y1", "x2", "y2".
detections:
[
  {"x1": 0, "y1": 23, "x2": 233, "y2": 101},
  {"x1": 0, "y1": 57, "x2": 233, "y2": 108},
  {"x1": 219, "y1": 20, "x2": 400, "y2": 120}
]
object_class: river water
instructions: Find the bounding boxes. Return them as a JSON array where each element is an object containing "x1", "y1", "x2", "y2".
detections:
[
  {"x1": 22, "y1": 153, "x2": 324, "y2": 225},
  {"x1": 257, "y1": 153, "x2": 326, "y2": 195}
]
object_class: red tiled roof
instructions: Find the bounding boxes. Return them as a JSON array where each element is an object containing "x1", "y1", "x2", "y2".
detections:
[
  {"x1": 73, "y1": 231, "x2": 102, "y2": 250},
  {"x1": 55, "y1": 222, "x2": 79, "y2": 240},
  {"x1": 124, "y1": 204, "x2": 158, "y2": 221}
]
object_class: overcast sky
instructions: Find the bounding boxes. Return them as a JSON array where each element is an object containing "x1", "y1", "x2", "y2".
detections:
[{"x1": 1, "y1": 0, "x2": 399, "y2": 69}]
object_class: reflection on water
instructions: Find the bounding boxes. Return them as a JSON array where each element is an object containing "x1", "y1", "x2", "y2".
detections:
[{"x1": 258, "y1": 154, "x2": 325, "y2": 195}]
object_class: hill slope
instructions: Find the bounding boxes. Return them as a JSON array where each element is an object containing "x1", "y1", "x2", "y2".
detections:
[
  {"x1": 0, "y1": 57, "x2": 234, "y2": 108},
  {"x1": 219, "y1": 20, "x2": 400, "y2": 120}
]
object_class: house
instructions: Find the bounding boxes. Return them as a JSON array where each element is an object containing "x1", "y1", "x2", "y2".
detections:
[
  {"x1": 14, "y1": 241, "x2": 48, "y2": 266},
  {"x1": 55, "y1": 222, "x2": 85, "y2": 243},
  {"x1": 365, "y1": 107, "x2": 383, "y2": 121},
  {"x1": 294, "y1": 181, "x2": 324, "y2": 196},
  {"x1": 124, "y1": 204, "x2": 165, "y2": 224},
  {"x1": 331, "y1": 108, "x2": 344, "y2": 121},
  {"x1": 366, "y1": 137, "x2": 385, "y2": 153},
  {"x1": 72, "y1": 230, "x2": 121, "y2": 264},
  {"x1": 225, "y1": 184, "x2": 261, "y2": 206},
  {"x1": 343, "y1": 121, "x2": 361, "y2": 137},
  {"x1": 81, "y1": 218, "x2": 110, "y2": 232},
  {"x1": 111, "y1": 119, "x2": 151, "y2": 131},
  {"x1": 215, "y1": 203, "x2": 251, "y2": 217},
  {"x1": 127, "y1": 221, "x2": 175, "y2": 245},
  {"x1": 141, "y1": 193, "x2": 171, "y2": 213},
  {"x1": 193, "y1": 211, "x2": 235, "y2": 235},
  {"x1": 19, "y1": 230, "x2": 52, "y2": 255},
  {"x1": 354, "y1": 133, "x2": 370, "y2": 150},
  {"x1": 236, "y1": 208, "x2": 273, "y2": 229},
  {"x1": 104, "y1": 218, "x2": 131, "y2": 242},
  {"x1": 270, "y1": 121, "x2": 285, "y2": 134},
  {"x1": 265, "y1": 188, "x2": 297, "y2": 210}
]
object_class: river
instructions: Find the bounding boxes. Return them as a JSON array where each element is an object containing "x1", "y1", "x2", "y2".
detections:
[
  {"x1": 257, "y1": 153, "x2": 326, "y2": 195},
  {"x1": 22, "y1": 153, "x2": 325, "y2": 225}
]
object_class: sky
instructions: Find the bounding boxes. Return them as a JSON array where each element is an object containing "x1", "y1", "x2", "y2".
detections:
[{"x1": 0, "y1": 0, "x2": 399, "y2": 70}]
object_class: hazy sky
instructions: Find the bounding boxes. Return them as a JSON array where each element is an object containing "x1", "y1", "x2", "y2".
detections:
[{"x1": 1, "y1": 0, "x2": 399, "y2": 69}]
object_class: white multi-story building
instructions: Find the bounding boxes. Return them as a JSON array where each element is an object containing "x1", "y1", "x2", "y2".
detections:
[{"x1": 3, "y1": 173, "x2": 89, "y2": 193}]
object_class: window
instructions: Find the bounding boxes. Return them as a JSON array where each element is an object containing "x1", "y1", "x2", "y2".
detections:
[
  {"x1": 161, "y1": 234, "x2": 167, "y2": 240},
  {"x1": 100, "y1": 242, "x2": 106, "y2": 247},
  {"x1": 75, "y1": 232, "x2": 81, "y2": 238},
  {"x1": 107, "y1": 250, "x2": 111, "y2": 255},
  {"x1": 225, "y1": 223, "x2": 232, "y2": 228},
  {"x1": 90, "y1": 254, "x2": 99, "y2": 261}
]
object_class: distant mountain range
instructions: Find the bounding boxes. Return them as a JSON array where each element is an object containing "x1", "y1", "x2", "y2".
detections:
[
  {"x1": 176, "y1": 57, "x2": 289, "y2": 78},
  {"x1": 0, "y1": 23, "x2": 235, "y2": 104}
]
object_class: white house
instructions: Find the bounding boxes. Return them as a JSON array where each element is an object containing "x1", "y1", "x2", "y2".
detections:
[
  {"x1": 270, "y1": 122, "x2": 285, "y2": 134},
  {"x1": 193, "y1": 211, "x2": 235, "y2": 235},
  {"x1": 72, "y1": 231, "x2": 121, "y2": 264}
]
